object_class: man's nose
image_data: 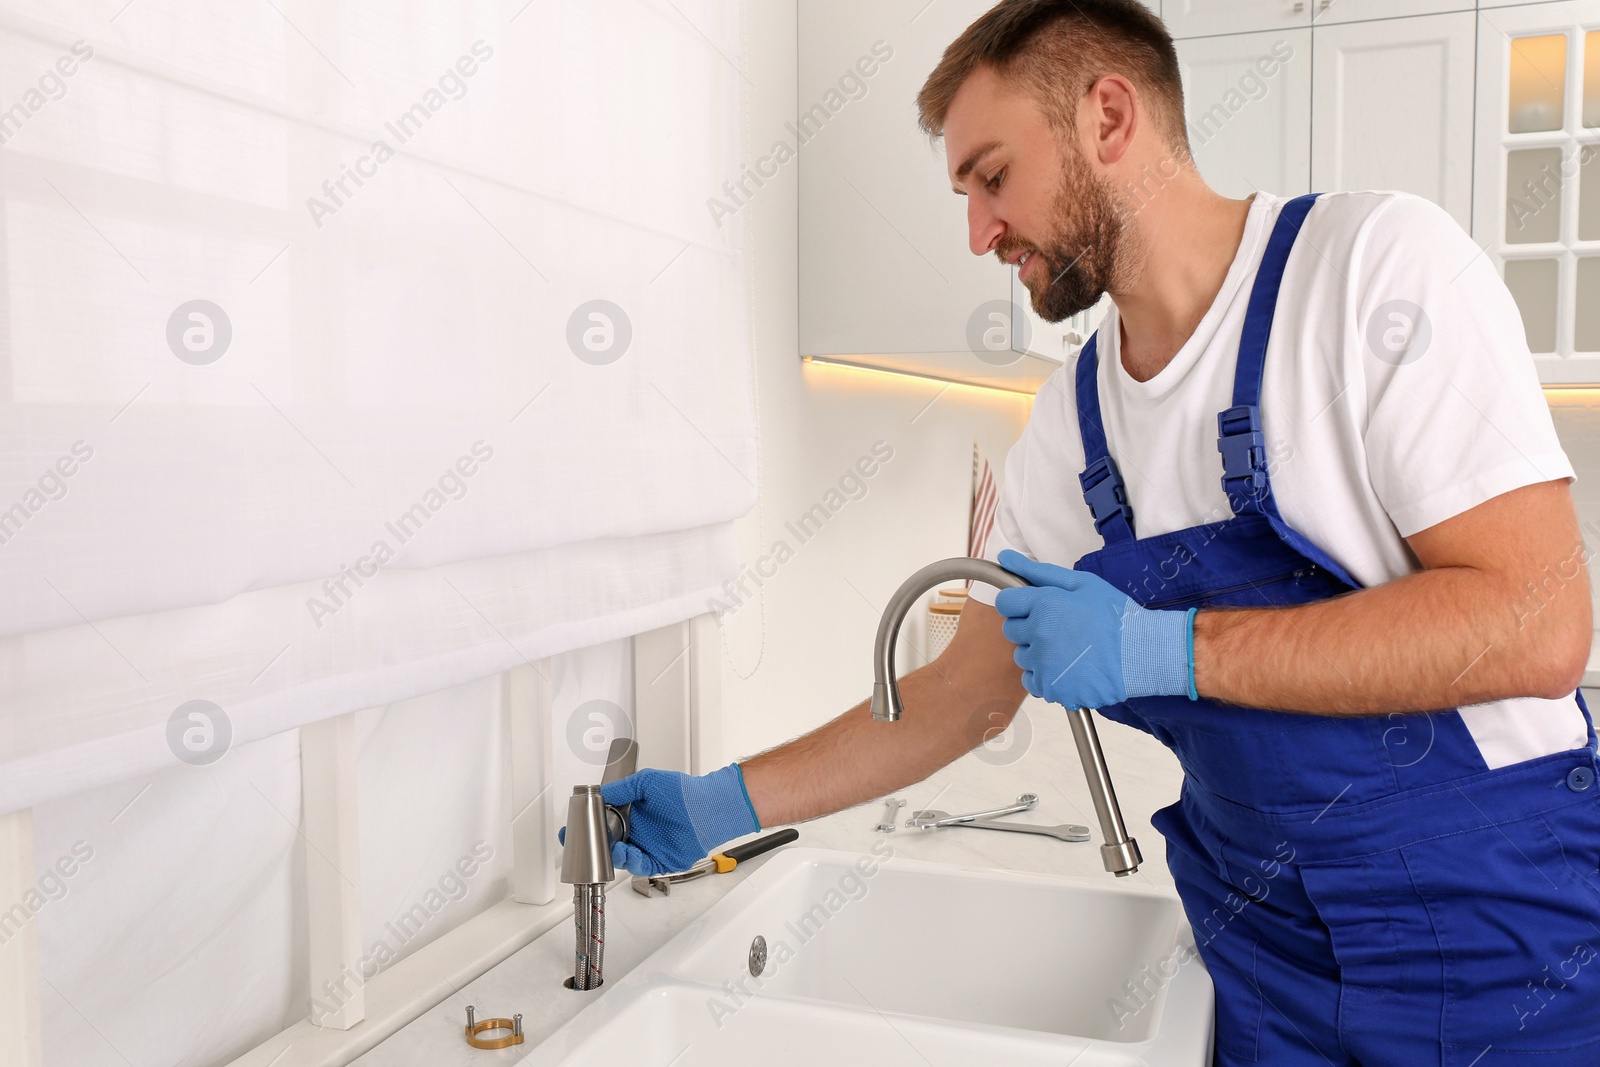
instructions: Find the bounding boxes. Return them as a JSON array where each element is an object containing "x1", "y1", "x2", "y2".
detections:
[{"x1": 968, "y1": 197, "x2": 1004, "y2": 258}]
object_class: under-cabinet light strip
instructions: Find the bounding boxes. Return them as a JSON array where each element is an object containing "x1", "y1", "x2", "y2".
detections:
[
  {"x1": 802, "y1": 355, "x2": 1041, "y2": 397},
  {"x1": 810, "y1": 359, "x2": 1600, "y2": 401}
]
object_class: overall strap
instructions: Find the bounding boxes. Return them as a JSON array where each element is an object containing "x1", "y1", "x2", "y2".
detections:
[
  {"x1": 1218, "y1": 192, "x2": 1321, "y2": 514},
  {"x1": 1074, "y1": 332, "x2": 1135, "y2": 544}
]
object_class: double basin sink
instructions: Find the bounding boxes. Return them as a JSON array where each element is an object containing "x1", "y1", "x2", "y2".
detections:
[{"x1": 525, "y1": 847, "x2": 1213, "y2": 1065}]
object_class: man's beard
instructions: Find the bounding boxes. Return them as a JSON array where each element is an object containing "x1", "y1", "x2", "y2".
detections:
[{"x1": 1004, "y1": 143, "x2": 1129, "y2": 324}]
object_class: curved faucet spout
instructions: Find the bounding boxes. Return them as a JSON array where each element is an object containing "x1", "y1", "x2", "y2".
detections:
[
  {"x1": 871, "y1": 558, "x2": 1023, "y2": 723},
  {"x1": 869, "y1": 556, "x2": 1144, "y2": 877}
]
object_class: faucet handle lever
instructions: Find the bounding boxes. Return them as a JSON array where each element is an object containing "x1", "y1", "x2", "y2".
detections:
[
  {"x1": 601, "y1": 737, "x2": 638, "y2": 785},
  {"x1": 600, "y1": 737, "x2": 638, "y2": 846}
]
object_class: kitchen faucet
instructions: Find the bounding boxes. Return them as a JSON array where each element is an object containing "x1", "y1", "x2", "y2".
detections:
[
  {"x1": 871, "y1": 557, "x2": 1143, "y2": 877},
  {"x1": 559, "y1": 738, "x2": 637, "y2": 989}
]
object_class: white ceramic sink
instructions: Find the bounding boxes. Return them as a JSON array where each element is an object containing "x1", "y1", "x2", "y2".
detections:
[{"x1": 523, "y1": 847, "x2": 1213, "y2": 1065}]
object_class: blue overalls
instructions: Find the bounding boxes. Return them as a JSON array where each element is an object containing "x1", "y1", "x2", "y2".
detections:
[{"x1": 1071, "y1": 193, "x2": 1600, "y2": 1065}]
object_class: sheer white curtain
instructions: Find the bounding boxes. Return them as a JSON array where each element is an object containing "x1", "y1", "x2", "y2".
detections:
[
  {"x1": 0, "y1": 2, "x2": 751, "y2": 1064},
  {"x1": 0, "y1": 0, "x2": 754, "y2": 812}
]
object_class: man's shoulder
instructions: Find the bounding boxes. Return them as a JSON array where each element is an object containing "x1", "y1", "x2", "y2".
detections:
[
  {"x1": 1305, "y1": 189, "x2": 1466, "y2": 259},
  {"x1": 1307, "y1": 188, "x2": 1444, "y2": 227},
  {"x1": 1299, "y1": 190, "x2": 1480, "y2": 305}
]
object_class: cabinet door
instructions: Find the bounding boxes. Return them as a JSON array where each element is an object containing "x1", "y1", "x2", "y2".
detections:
[
  {"x1": 1163, "y1": 0, "x2": 1308, "y2": 40},
  {"x1": 1474, "y1": 0, "x2": 1600, "y2": 383},
  {"x1": 796, "y1": 0, "x2": 1170, "y2": 388},
  {"x1": 1174, "y1": 28, "x2": 1312, "y2": 198},
  {"x1": 1311, "y1": 12, "x2": 1475, "y2": 229},
  {"x1": 1310, "y1": 0, "x2": 1470, "y2": 24},
  {"x1": 798, "y1": 0, "x2": 1025, "y2": 376}
]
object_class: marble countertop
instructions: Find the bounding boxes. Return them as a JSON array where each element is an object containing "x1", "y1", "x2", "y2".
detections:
[{"x1": 351, "y1": 699, "x2": 1184, "y2": 1065}]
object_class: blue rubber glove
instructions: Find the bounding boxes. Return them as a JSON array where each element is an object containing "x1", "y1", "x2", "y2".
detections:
[
  {"x1": 992, "y1": 549, "x2": 1196, "y2": 709},
  {"x1": 559, "y1": 763, "x2": 760, "y2": 877}
]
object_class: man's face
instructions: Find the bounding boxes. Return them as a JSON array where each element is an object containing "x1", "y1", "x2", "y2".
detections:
[{"x1": 944, "y1": 66, "x2": 1127, "y2": 323}]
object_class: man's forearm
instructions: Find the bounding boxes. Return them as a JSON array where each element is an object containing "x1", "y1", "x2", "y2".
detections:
[
  {"x1": 1193, "y1": 562, "x2": 1591, "y2": 715},
  {"x1": 739, "y1": 659, "x2": 1021, "y2": 827}
]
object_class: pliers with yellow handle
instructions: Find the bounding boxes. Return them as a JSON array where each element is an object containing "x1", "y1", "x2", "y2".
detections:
[{"x1": 630, "y1": 827, "x2": 798, "y2": 897}]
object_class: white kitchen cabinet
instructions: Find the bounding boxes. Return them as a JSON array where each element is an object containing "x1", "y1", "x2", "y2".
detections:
[
  {"x1": 797, "y1": 0, "x2": 1063, "y2": 393},
  {"x1": 1163, "y1": 0, "x2": 1308, "y2": 40},
  {"x1": 1311, "y1": 11, "x2": 1476, "y2": 229},
  {"x1": 1174, "y1": 28, "x2": 1312, "y2": 198},
  {"x1": 1307, "y1": 0, "x2": 1471, "y2": 25},
  {"x1": 1473, "y1": 0, "x2": 1600, "y2": 383},
  {"x1": 1163, "y1": 0, "x2": 1475, "y2": 36}
]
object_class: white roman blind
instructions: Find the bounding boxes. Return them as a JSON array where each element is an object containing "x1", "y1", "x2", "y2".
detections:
[{"x1": 0, "y1": 0, "x2": 755, "y2": 813}]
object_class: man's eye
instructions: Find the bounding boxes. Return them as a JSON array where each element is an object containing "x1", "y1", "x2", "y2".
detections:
[{"x1": 985, "y1": 169, "x2": 1004, "y2": 192}]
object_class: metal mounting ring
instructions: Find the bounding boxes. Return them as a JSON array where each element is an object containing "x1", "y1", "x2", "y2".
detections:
[{"x1": 464, "y1": 1007, "x2": 524, "y2": 1050}]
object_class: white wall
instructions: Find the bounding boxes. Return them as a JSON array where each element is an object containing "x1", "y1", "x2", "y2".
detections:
[{"x1": 707, "y1": 0, "x2": 1032, "y2": 767}]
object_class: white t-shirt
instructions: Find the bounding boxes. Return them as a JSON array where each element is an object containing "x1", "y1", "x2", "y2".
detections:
[{"x1": 969, "y1": 189, "x2": 1588, "y2": 770}]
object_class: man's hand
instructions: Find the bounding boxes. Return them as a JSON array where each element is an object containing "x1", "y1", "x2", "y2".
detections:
[
  {"x1": 993, "y1": 548, "x2": 1194, "y2": 708},
  {"x1": 558, "y1": 764, "x2": 760, "y2": 876}
]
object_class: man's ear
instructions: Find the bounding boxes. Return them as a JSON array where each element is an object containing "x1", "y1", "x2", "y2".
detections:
[{"x1": 1084, "y1": 72, "x2": 1139, "y2": 167}]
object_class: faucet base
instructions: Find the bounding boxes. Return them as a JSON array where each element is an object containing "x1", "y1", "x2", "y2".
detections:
[{"x1": 1101, "y1": 838, "x2": 1142, "y2": 876}]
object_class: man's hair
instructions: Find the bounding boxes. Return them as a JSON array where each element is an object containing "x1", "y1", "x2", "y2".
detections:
[{"x1": 917, "y1": 0, "x2": 1190, "y2": 161}]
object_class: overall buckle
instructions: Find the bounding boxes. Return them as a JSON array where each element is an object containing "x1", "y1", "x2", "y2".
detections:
[
  {"x1": 1079, "y1": 455, "x2": 1134, "y2": 538},
  {"x1": 1217, "y1": 404, "x2": 1269, "y2": 505}
]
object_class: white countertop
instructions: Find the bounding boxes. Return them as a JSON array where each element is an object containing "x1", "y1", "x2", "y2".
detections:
[{"x1": 351, "y1": 700, "x2": 1184, "y2": 1065}]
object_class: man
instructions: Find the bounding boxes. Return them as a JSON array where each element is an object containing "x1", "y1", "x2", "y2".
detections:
[{"x1": 587, "y1": 1, "x2": 1600, "y2": 1062}]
